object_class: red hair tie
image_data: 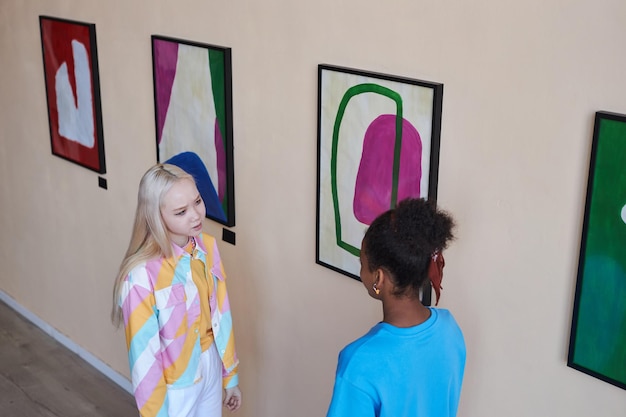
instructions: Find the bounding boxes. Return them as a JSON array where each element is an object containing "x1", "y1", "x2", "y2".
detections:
[{"x1": 428, "y1": 251, "x2": 445, "y2": 306}]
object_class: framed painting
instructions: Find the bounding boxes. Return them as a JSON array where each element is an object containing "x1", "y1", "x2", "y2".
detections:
[
  {"x1": 568, "y1": 111, "x2": 626, "y2": 390},
  {"x1": 152, "y1": 35, "x2": 235, "y2": 227},
  {"x1": 39, "y1": 16, "x2": 106, "y2": 173},
  {"x1": 316, "y1": 64, "x2": 443, "y2": 292}
]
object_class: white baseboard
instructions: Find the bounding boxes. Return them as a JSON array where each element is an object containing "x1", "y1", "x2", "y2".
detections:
[{"x1": 0, "y1": 290, "x2": 133, "y2": 394}]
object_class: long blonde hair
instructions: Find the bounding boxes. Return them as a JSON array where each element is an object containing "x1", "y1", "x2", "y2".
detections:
[{"x1": 111, "y1": 163, "x2": 194, "y2": 327}]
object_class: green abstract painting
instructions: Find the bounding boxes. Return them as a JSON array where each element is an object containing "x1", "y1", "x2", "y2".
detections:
[{"x1": 568, "y1": 111, "x2": 626, "y2": 390}]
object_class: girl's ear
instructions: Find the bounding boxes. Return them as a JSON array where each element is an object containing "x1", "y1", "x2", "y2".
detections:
[{"x1": 375, "y1": 268, "x2": 390, "y2": 291}]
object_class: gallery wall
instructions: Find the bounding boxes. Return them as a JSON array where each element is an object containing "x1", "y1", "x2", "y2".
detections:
[{"x1": 1, "y1": 1, "x2": 625, "y2": 416}]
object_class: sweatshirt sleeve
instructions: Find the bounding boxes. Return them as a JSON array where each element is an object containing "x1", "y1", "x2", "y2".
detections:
[
  {"x1": 120, "y1": 266, "x2": 169, "y2": 417},
  {"x1": 326, "y1": 375, "x2": 376, "y2": 417}
]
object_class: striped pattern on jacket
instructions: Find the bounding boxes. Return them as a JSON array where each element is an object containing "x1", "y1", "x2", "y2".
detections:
[{"x1": 120, "y1": 233, "x2": 239, "y2": 417}]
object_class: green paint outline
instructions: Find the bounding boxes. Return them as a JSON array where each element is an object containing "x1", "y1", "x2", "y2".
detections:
[{"x1": 331, "y1": 83, "x2": 403, "y2": 256}]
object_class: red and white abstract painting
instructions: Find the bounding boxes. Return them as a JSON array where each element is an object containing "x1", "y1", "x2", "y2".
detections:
[{"x1": 40, "y1": 16, "x2": 105, "y2": 173}]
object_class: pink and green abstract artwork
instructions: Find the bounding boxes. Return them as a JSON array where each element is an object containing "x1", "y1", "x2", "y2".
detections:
[
  {"x1": 152, "y1": 36, "x2": 234, "y2": 226},
  {"x1": 316, "y1": 65, "x2": 442, "y2": 280}
]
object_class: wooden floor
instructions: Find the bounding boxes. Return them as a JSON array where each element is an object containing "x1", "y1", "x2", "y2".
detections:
[{"x1": 0, "y1": 300, "x2": 138, "y2": 416}]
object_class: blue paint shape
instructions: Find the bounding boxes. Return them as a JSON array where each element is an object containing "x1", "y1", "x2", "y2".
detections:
[{"x1": 165, "y1": 151, "x2": 227, "y2": 222}]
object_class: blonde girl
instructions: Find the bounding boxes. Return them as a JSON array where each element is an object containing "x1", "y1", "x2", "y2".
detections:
[{"x1": 112, "y1": 163, "x2": 241, "y2": 417}]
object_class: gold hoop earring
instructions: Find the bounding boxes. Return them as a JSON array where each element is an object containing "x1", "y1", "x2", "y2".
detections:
[{"x1": 373, "y1": 283, "x2": 380, "y2": 295}]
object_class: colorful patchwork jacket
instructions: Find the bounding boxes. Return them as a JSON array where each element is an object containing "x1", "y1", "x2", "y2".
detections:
[{"x1": 119, "y1": 233, "x2": 239, "y2": 417}]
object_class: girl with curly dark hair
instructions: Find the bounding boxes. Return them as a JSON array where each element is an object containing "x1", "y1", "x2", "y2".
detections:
[{"x1": 327, "y1": 198, "x2": 466, "y2": 417}]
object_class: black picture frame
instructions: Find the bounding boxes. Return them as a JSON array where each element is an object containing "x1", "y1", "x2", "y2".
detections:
[
  {"x1": 567, "y1": 111, "x2": 626, "y2": 390},
  {"x1": 39, "y1": 15, "x2": 106, "y2": 174},
  {"x1": 316, "y1": 64, "x2": 443, "y2": 303},
  {"x1": 152, "y1": 35, "x2": 235, "y2": 227}
]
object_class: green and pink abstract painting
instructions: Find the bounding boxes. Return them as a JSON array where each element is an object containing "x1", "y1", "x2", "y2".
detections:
[
  {"x1": 152, "y1": 36, "x2": 234, "y2": 226},
  {"x1": 316, "y1": 65, "x2": 442, "y2": 280}
]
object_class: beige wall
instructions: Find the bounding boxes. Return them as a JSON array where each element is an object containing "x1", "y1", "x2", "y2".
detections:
[{"x1": 1, "y1": 0, "x2": 626, "y2": 415}]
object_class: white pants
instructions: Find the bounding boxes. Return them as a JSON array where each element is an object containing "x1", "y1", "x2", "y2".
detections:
[{"x1": 167, "y1": 343, "x2": 222, "y2": 417}]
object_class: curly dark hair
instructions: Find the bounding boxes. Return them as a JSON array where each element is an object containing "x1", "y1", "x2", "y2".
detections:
[{"x1": 362, "y1": 198, "x2": 455, "y2": 297}]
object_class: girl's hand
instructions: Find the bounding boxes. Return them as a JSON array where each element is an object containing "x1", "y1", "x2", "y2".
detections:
[{"x1": 223, "y1": 386, "x2": 242, "y2": 412}]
